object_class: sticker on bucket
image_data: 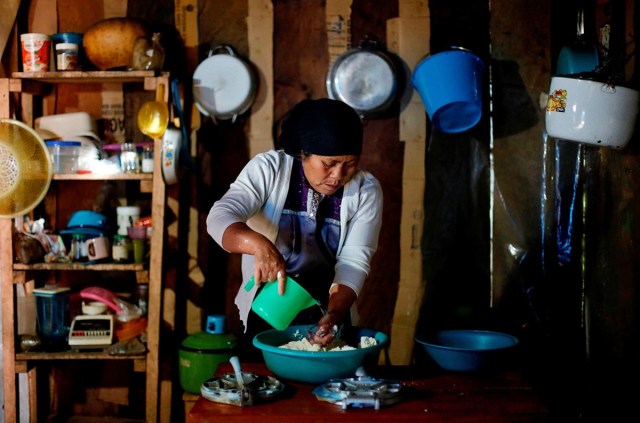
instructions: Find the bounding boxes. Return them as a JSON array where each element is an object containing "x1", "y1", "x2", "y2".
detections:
[
  {"x1": 546, "y1": 89, "x2": 567, "y2": 113},
  {"x1": 412, "y1": 48, "x2": 485, "y2": 133}
]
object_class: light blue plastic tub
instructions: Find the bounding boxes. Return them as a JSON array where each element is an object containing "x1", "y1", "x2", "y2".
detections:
[{"x1": 253, "y1": 325, "x2": 388, "y2": 384}]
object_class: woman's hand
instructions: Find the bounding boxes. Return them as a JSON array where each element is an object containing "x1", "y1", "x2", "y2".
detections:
[
  {"x1": 308, "y1": 312, "x2": 340, "y2": 346},
  {"x1": 221, "y1": 222, "x2": 287, "y2": 293},
  {"x1": 308, "y1": 284, "x2": 357, "y2": 346},
  {"x1": 253, "y1": 243, "x2": 287, "y2": 292}
]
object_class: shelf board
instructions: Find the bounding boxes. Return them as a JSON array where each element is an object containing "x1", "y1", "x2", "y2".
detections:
[
  {"x1": 11, "y1": 70, "x2": 167, "y2": 84},
  {"x1": 16, "y1": 351, "x2": 146, "y2": 361},
  {"x1": 13, "y1": 262, "x2": 146, "y2": 271},
  {"x1": 52, "y1": 173, "x2": 153, "y2": 181}
]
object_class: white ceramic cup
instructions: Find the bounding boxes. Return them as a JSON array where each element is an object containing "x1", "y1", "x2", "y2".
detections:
[{"x1": 86, "y1": 236, "x2": 110, "y2": 261}]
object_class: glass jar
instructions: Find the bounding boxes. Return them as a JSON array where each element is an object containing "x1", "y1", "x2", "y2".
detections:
[
  {"x1": 69, "y1": 233, "x2": 86, "y2": 262},
  {"x1": 142, "y1": 145, "x2": 154, "y2": 173},
  {"x1": 130, "y1": 33, "x2": 165, "y2": 71},
  {"x1": 120, "y1": 143, "x2": 140, "y2": 174},
  {"x1": 135, "y1": 284, "x2": 149, "y2": 316},
  {"x1": 112, "y1": 234, "x2": 130, "y2": 263}
]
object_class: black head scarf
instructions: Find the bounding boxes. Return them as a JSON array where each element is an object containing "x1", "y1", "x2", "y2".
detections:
[{"x1": 279, "y1": 98, "x2": 363, "y2": 156}]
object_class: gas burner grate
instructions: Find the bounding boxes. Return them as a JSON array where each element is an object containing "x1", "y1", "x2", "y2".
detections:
[
  {"x1": 312, "y1": 375, "x2": 404, "y2": 410},
  {"x1": 201, "y1": 372, "x2": 284, "y2": 406}
]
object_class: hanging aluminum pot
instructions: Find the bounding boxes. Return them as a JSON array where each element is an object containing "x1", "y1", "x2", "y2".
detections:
[
  {"x1": 326, "y1": 38, "x2": 401, "y2": 119},
  {"x1": 193, "y1": 45, "x2": 258, "y2": 123}
]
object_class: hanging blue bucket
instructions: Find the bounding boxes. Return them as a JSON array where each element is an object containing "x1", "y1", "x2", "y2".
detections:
[{"x1": 412, "y1": 48, "x2": 485, "y2": 133}]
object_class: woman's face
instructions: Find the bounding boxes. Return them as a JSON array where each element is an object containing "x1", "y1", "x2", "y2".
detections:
[{"x1": 302, "y1": 153, "x2": 359, "y2": 196}]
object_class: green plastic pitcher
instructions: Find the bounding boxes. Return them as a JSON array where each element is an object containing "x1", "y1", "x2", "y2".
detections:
[{"x1": 245, "y1": 276, "x2": 319, "y2": 330}]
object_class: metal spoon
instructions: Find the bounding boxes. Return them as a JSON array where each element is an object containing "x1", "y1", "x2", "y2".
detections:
[
  {"x1": 230, "y1": 355, "x2": 253, "y2": 405},
  {"x1": 230, "y1": 355, "x2": 244, "y2": 390}
]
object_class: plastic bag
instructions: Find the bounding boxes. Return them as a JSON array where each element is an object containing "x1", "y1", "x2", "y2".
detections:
[{"x1": 79, "y1": 286, "x2": 143, "y2": 323}]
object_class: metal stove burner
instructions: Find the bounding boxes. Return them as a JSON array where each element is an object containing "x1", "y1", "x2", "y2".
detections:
[
  {"x1": 201, "y1": 372, "x2": 285, "y2": 406},
  {"x1": 312, "y1": 375, "x2": 403, "y2": 410}
]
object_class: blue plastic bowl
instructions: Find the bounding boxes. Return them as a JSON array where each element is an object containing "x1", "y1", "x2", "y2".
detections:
[
  {"x1": 253, "y1": 325, "x2": 388, "y2": 384},
  {"x1": 415, "y1": 330, "x2": 519, "y2": 372},
  {"x1": 59, "y1": 210, "x2": 109, "y2": 237}
]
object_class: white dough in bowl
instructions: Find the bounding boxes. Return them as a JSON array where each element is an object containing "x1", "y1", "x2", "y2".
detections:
[{"x1": 279, "y1": 336, "x2": 377, "y2": 352}]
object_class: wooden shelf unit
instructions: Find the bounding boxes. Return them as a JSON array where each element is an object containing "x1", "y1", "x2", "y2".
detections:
[{"x1": 0, "y1": 71, "x2": 168, "y2": 423}]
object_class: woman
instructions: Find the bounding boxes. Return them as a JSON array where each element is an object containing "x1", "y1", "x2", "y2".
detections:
[{"x1": 207, "y1": 98, "x2": 383, "y2": 350}]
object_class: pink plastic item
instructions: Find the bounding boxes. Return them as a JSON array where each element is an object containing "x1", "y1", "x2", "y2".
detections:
[{"x1": 79, "y1": 286, "x2": 122, "y2": 312}]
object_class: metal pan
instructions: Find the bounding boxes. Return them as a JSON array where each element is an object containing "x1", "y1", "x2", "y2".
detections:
[
  {"x1": 326, "y1": 39, "x2": 400, "y2": 119},
  {"x1": 193, "y1": 45, "x2": 258, "y2": 123}
]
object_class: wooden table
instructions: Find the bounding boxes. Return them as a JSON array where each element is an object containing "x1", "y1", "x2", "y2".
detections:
[{"x1": 187, "y1": 362, "x2": 548, "y2": 422}]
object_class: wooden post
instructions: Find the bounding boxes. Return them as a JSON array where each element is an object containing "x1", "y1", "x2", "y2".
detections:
[
  {"x1": 388, "y1": 0, "x2": 430, "y2": 365},
  {"x1": 248, "y1": 0, "x2": 275, "y2": 157}
]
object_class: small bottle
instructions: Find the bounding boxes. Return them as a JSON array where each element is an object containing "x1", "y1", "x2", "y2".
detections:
[
  {"x1": 120, "y1": 143, "x2": 140, "y2": 174},
  {"x1": 142, "y1": 145, "x2": 154, "y2": 173},
  {"x1": 135, "y1": 284, "x2": 149, "y2": 316},
  {"x1": 112, "y1": 234, "x2": 130, "y2": 263}
]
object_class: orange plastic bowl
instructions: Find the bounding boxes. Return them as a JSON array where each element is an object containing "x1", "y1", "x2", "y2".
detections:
[{"x1": 115, "y1": 317, "x2": 147, "y2": 341}]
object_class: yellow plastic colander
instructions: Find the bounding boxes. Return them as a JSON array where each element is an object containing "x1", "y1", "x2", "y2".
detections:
[{"x1": 0, "y1": 119, "x2": 52, "y2": 218}]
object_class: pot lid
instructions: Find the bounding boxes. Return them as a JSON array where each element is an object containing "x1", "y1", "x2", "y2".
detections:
[{"x1": 181, "y1": 331, "x2": 237, "y2": 350}]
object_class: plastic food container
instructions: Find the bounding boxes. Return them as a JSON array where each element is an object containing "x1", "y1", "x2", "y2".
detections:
[
  {"x1": 32, "y1": 286, "x2": 71, "y2": 351},
  {"x1": 56, "y1": 43, "x2": 79, "y2": 71},
  {"x1": 20, "y1": 33, "x2": 51, "y2": 71},
  {"x1": 52, "y1": 32, "x2": 83, "y2": 71},
  {"x1": 45, "y1": 141, "x2": 81, "y2": 174}
]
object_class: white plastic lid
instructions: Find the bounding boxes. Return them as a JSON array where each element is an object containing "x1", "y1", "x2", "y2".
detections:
[
  {"x1": 56, "y1": 43, "x2": 79, "y2": 51},
  {"x1": 117, "y1": 206, "x2": 141, "y2": 214}
]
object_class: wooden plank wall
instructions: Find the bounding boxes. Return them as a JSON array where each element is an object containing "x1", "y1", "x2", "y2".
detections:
[{"x1": 3, "y1": 0, "x2": 640, "y2": 421}]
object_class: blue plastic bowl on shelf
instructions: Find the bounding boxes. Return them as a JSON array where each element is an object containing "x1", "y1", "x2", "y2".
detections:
[
  {"x1": 253, "y1": 325, "x2": 388, "y2": 384},
  {"x1": 415, "y1": 329, "x2": 519, "y2": 372},
  {"x1": 59, "y1": 210, "x2": 109, "y2": 237}
]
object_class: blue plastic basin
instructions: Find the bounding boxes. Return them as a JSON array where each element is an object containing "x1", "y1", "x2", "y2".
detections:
[
  {"x1": 416, "y1": 329, "x2": 519, "y2": 372},
  {"x1": 253, "y1": 325, "x2": 388, "y2": 384}
]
